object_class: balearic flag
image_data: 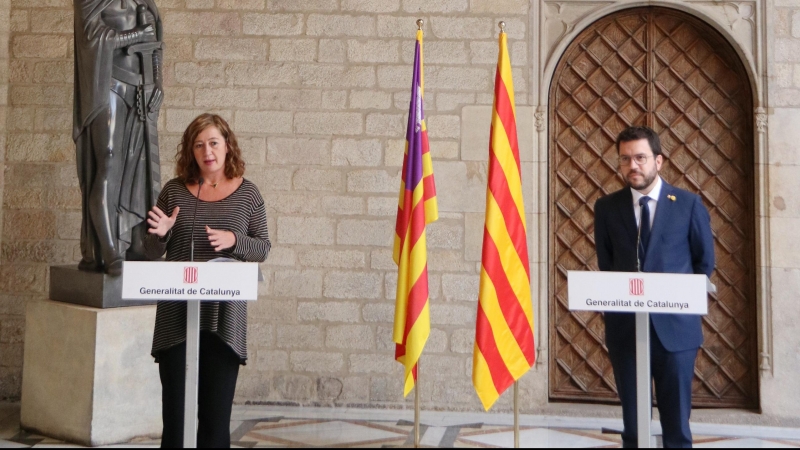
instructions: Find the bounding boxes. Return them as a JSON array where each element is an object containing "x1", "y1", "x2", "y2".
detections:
[
  {"x1": 472, "y1": 29, "x2": 536, "y2": 410},
  {"x1": 393, "y1": 28, "x2": 438, "y2": 397}
]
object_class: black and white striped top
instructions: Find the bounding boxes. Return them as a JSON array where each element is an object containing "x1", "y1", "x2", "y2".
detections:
[{"x1": 145, "y1": 178, "x2": 270, "y2": 364}]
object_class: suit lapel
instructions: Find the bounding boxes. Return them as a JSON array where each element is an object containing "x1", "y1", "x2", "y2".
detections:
[
  {"x1": 615, "y1": 188, "x2": 638, "y2": 246},
  {"x1": 644, "y1": 181, "x2": 674, "y2": 264}
]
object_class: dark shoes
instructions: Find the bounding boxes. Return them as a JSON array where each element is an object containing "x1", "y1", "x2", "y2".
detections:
[
  {"x1": 77, "y1": 257, "x2": 124, "y2": 277},
  {"x1": 106, "y1": 258, "x2": 125, "y2": 276}
]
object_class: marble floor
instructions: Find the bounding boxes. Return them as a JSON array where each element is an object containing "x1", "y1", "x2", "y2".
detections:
[{"x1": 2, "y1": 403, "x2": 800, "y2": 448}]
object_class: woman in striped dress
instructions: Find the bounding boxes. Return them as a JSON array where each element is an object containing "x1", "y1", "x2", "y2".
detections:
[{"x1": 144, "y1": 113, "x2": 270, "y2": 448}]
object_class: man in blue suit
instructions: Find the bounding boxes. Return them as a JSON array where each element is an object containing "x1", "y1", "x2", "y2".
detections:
[{"x1": 594, "y1": 126, "x2": 715, "y2": 448}]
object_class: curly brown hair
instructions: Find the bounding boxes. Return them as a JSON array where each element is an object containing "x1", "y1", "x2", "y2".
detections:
[{"x1": 175, "y1": 113, "x2": 246, "y2": 183}]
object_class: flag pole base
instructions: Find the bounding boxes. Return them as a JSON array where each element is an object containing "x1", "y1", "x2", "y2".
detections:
[
  {"x1": 414, "y1": 375, "x2": 420, "y2": 448},
  {"x1": 514, "y1": 381, "x2": 520, "y2": 448}
]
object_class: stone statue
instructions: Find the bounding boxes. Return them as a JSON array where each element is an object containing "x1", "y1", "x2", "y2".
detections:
[{"x1": 73, "y1": 0, "x2": 164, "y2": 276}]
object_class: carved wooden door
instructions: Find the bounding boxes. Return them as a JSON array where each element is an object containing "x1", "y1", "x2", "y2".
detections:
[{"x1": 549, "y1": 7, "x2": 758, "y2": 408}]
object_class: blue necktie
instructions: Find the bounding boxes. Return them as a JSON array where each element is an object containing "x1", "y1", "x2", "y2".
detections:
[{"x1": 638, "y1": 196, "x2": 651, "y2": 269}]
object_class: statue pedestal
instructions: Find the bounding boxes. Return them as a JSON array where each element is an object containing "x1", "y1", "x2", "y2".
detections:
[
  {"x1": 20, "y1": 300, "x2": 162, "y2": 446},
  {"x1": 49, "y1": 265, "x2": 155, "y2": 309}
]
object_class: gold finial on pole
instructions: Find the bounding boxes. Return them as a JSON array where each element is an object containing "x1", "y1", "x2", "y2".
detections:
[
  {"x1": 499, "y1": 21, "x2": 506, "y2": 34},
  {"x1": 417, "y1": 19, "x2": 424, "y2": 30}
]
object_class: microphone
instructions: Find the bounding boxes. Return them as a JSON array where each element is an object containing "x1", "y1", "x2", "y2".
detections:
[
  {"x1": 190, "y1": 178, "x2": 204, "y2": 262},
  {"x1": 636, "y1": 216, "x2": 642, "y2": 273}
]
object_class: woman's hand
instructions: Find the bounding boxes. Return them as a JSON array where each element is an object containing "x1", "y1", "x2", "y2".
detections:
[
  {"x1": 206, "y1": 226, "x2": 236, "y2": 251},
  {"x1": 147, "y1": 206, "x2": 179, "y2": 237}
]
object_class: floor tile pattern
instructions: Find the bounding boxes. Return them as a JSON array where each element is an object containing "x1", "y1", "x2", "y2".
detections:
[{"x1": 1, "y1": 404, "x2": 799, "y2": 448}]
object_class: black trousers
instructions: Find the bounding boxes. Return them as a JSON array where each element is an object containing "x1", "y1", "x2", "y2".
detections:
[
  {"x1": 158, "y1": 331, "x2": 240, "y2": 448},
  {"x1": 607, "y1": 322, "x2": 698, "y2": 448}
]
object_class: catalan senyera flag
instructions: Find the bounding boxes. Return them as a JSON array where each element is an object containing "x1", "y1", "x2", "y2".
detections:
[
  {"x1": 393, "y1": 28, "x2": 438, "y2": 397},
  {"x1": 472, "y1": 30, "x2": 536, "y2": 410}
]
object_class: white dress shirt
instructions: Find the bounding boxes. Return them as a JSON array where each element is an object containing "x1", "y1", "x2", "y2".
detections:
[{"x1": 631, "y1": 175, "x2": 662, "y2": 230}]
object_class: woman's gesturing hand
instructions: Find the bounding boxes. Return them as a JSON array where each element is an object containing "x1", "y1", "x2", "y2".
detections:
[
  {"x1": 147, "y1": 206, "x2": 179, "y2": 237},
  {"x1": 206, "y1": 226, "x2": 236, "y2": 251}
]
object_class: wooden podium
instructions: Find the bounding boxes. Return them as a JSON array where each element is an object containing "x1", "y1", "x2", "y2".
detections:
[
  {"x1": 122, "y1": 261, "x2": 260, "y2": 448},
  {"x1": 568, "y1": 271, "x2": 715, "y2": 448}
]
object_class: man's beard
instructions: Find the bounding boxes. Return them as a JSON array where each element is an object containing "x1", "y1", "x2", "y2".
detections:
[{"x1": 626, "y1": 168, "x2": 657, "y2": 190}]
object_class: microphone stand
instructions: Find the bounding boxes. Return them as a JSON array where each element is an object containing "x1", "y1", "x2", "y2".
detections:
[
  {"x1": 637, "y1": 211, "x2": 642, "y2": 273},
  {"x1": 634, "y1": 198, "x2": 652, "y2": 448},
  {"x1": 184, "y1": 178, "x2": 203, "y2": 448},
  {"x1": 189, "y1": 178, "x2": 203, "y2": 262}
]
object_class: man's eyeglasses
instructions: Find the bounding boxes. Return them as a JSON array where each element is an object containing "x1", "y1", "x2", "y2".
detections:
[{"x1": 618, "y1": 154, "x2": 651, "y2": 166}]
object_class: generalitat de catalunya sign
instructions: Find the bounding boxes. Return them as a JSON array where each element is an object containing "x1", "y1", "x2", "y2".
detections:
[
  {"x1": 122, "y1": 261, "x2": 259, "y2": 301},
  {"x1": 567, "y1": 270, "x2": 710, "y2": 315}
]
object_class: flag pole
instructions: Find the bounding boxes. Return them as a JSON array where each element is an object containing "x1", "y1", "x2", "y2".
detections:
[
  {"x1": 514, "y1": 381, "x2": 519, "y2": 448},
  {"x1": 413, "y1": 19, "x2": 424, "y2": 450},
  {"x1": 415, "y1": 363, "x2": 420, "y2": 448},
  {"x1": 498, "y1": 20, "x2": 520, "y2": 449},
  {"x1": 473, "y1": 18, "x2": 534, "y2": 443}
]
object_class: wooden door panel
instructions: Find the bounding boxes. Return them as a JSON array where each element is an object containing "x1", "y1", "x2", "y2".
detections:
[
  {"x1": 549, "y1": 7, "x2": 758, "y2": 408},
  {"x1": 651, "y1": 11, "x2": 756, "y2": 407}
]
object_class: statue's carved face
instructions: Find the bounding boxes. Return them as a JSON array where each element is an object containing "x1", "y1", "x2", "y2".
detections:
[{"x1": 193, "y1": 126, "x2": 228, "y2": 179}]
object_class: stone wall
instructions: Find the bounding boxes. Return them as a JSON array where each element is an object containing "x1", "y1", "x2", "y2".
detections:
[
  {"x1": 0, "y1": 0, "x2": 7, "y2": 264},
  {"x1": 1, "y1": 0, "x2": 798, "y2": 420},
  {"x1": 2, "y1": 0, "x2": 77, "y2": 399},
  {"x1": 0, "y1": 0, "x2": 11, "y2": 400},
  {"x1": 0, "y1": 0, "x2": 535, "y2": 409},
  {"x1": 762, "y1": 0, "x2": 800, "y2": 420},
  {"x1": 773, "y1": 0, "x2": 800, "y2": 105}
]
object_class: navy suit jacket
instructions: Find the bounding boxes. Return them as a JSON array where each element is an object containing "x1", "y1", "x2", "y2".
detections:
[{"x1": 594, "y1": 179, "x2": 715, "y2": 352}]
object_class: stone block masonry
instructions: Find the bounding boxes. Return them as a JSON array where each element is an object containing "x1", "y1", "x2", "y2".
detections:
[
  {"x1": 765, "y1": 1, "x2": 800, "y2": 422},
  {"x1": 0, "y1": 0, "x2": 11, "y2": 400},
  {"x1": 0, "y1": 0, "x2": 536, "y2": 412},
  {"x1": 774, "y1": 4, "x2": 800, "y2": 106}
]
